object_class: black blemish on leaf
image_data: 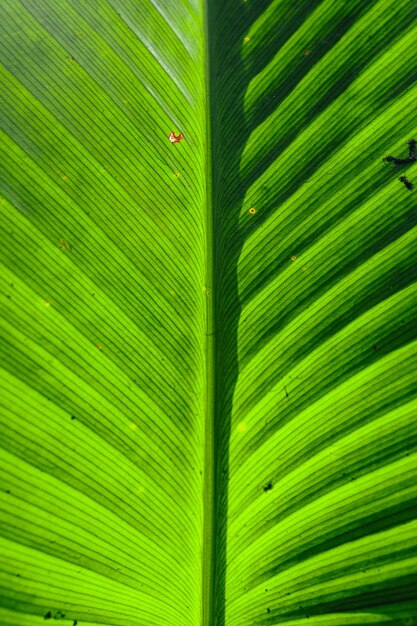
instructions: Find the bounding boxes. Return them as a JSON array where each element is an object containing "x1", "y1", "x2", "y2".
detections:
[
  {"x1": 267, "y1": 608, "x2": 271, "y2": 613},
  {"x1": 44, "y1": 612, "x2": 52, "y2": 620},
  {"x1": 383, "y1": 139, "x2": 417, "y2": 165},
  {"x1": 373, "y1": 344, "x2": 380, "y2": 351},
  {"x1": 5, "y1": 490, "x2": 10, "y2": 494},
  {"x1": 407, "y1": 139, "x2": 417, "y2": 156},
  {"x1": 399, "y1": 176, "x2": 414, "y2": 191},
  {"x1": 383, "y1": 155, "x2": 415, "y2": 165},
  {"x1": 73, "y1": 621, "x2": 78, "y2": 626},
  {"x1": 70, "y1": 416, "x2": 76, "y2": 420},
  {"x1": 263, "y1": 482, "x2": 273, "y2": 492}
]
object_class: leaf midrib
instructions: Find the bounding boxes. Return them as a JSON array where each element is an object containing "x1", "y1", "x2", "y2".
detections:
[{"x1": 202, "y1": 1, "x2": 217, "y2": 625}]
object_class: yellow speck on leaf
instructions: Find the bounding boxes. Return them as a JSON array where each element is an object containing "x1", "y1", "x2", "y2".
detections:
[
  {"x1": 59, "y1": 239, "x2": 71, "y2": 250},
  {"x1": 129, "y1": 423, "x2": 138, "y2": 431},
  {"x1": 43, "y1": 301, "x2": 50, "y2": 308},
  {"x1": 174, "y1": 172, "x2": 180, "y2": 178},
  {"x1": 62, "y1": 175, "x2": 68, "y2": 181},
  {"x1": 238, "y1": 422, "x2": 247, "y2": 433},
  {"x1": 244, "y1": 36, "x2": 250, "y2": 43},
  {"x1": 291, "y1": 255, "x2": 297, "y2": 261},
  {"x1": 249, "y1": 207, "x2": 256, "y2": 214}
]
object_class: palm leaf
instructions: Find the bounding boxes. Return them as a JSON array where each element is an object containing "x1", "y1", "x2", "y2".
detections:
[{"x1": 0, "y1": 0, "x2": 416, "y2": 624}]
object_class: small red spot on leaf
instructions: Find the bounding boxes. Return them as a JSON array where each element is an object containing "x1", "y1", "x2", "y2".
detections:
[{"x1": 168, "y1": 132, "x2": 184, "y2": 143}]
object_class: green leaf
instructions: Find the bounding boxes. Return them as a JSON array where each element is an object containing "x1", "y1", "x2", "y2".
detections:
[{"x1": 1, "y1": 0, "x2": 416, "y2": 625}]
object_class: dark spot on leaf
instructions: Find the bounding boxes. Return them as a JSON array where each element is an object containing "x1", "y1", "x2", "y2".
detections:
[
  {"x1": 267, "y1": 608, "x2": 270, "y2": 613},
  {"x1": 44, "y1": 612, "x2": 52, "y2": 620},
  {"x1": 54, "y1": 611, "x2": 65, "y2": 619},
  {"x1": 70, "y1": 416, "x2": 76, "y2": 420},
  {"x1": 407, "y1": 139, "x2": 417, "y2": 153},
  {"x1": 383, "y1": 155, "x2": 414, "y2": 165},
  {"x1": 263, "y1": 482, "x2": 273, "y2": 492},
  {"x1": 399, "y1": 176, "x2": 414, "y2": 191},
  {"x1": 73, "y1": 621, "x2": 78, "y2": 626},
  {"x1": 383, "y1": 140, "x2": 417, "y2": 167}
]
